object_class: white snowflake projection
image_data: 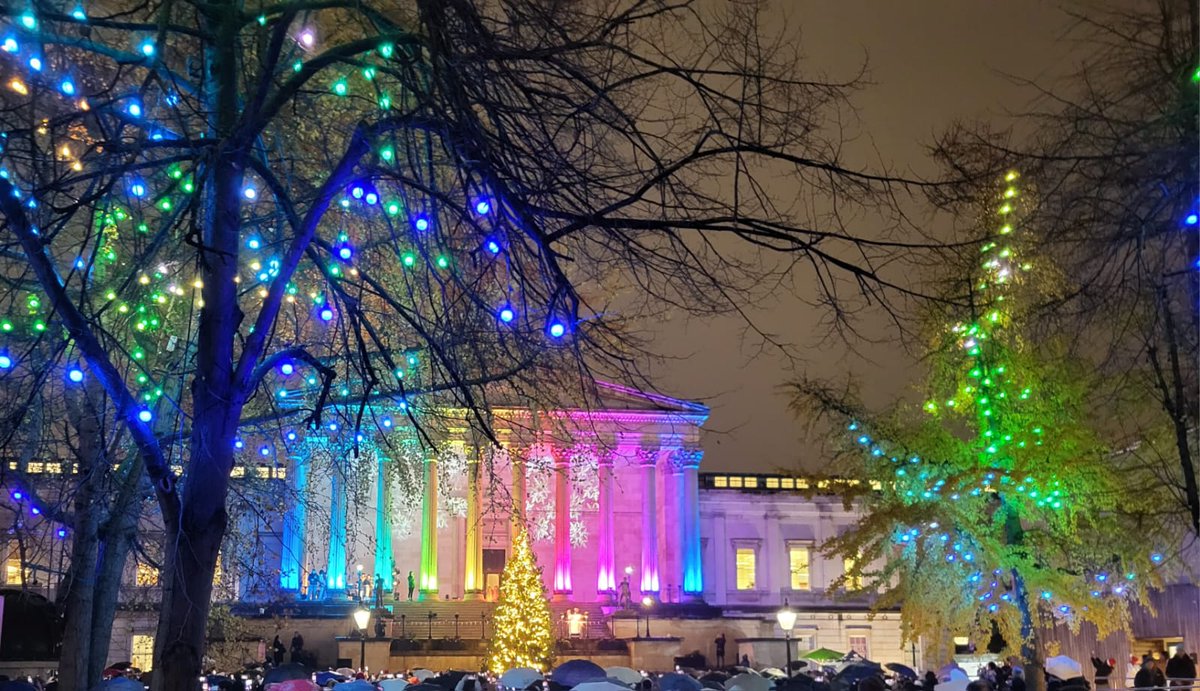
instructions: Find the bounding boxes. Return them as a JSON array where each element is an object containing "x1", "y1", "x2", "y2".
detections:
[
  {"x1": 524, "y1": 451, "x2": 555, "y2": 542},
  {"x1": 568, "y1": 447, "x2": 600, "y2": 547},
  {"x1": 436, "y1": 446, "x2": 468, "y2": 528},
  {"x1": 387, "y1": 440, "x2": 426, "y2": 539}
]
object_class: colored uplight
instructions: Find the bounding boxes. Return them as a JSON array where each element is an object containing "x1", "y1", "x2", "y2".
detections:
[
  {"x1": 414, "y1": 217, "x2": 429, "y2": 231},
  {"x1": 67, "y1": 366, "x2": 84, "y2": 383},
  {"x1": 475, "y1": 199, "x2": 491, "y2": 214},
  {"x1": 499, "y1": 306, "x2": 515, "y2": 323},
  {"x1": 548, "y1": 321, "x2": 566, "y2": 338},
  {"x1": 279, "y1": 362, "x2": 294, "y2": 376},
  {"x1": 319, "y1": 304, "x2": 335, "y2": 322},
  {"x1": 137, "y1": 409, "x2": 153, "y2": 423}
]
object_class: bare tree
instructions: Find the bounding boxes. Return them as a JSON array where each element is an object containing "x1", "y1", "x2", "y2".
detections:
[
  {"x1": 929, "y1": 0, "x2": 1199, "y2": 532},
  {"x1": 0, "y1": 0, "x2": 943, "y2": 686}
]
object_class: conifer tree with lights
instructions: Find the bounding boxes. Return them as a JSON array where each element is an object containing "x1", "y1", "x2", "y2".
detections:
[
  {"x1": 794, "y1": 172, "x2": 1173, "y2": 686},
  {"x1": 486, "y1": 525, "x2": 555, "y2": 674}
]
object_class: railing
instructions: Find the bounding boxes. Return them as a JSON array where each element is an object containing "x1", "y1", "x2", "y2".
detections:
[{"x1": 385, "y1": 615, "x2": 491, "y2": 641}]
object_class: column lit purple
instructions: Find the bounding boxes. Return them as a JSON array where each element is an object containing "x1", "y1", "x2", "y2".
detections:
[
  {"x1": 596, "y1": 452, "x2": 616, "y2": 595},
  {"x1": 553, "y1": 448, "x2": 572, "y2": 595},
  {"x1": 639, "y1": 450, "x2": 660, "y2": 595}
]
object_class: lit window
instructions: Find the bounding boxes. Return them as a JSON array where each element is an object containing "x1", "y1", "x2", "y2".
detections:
[
  {"x1": 44, "y1": 462, "x2": 61, "y2": 474},
  {"x1": 255, "y1": 467, "x2": 271, "y2": 479},
  {"x1": 744, "y1": 477, "x2": 758, "y2": 488},
  {"x1": 849, "y1": 635, "x2": 869, "y2": 659},
  {"x1": 781, "y1": 478, "x2": 795, "y2": 489},
  {"x1": 796, "y1": 478, "x2": 810, "y2": 489},
  {"x1": 735, "y1": 547, "x2": 756, "y2": 590},
  {"x1": 713, "y1": 476, "x2": 728, "y2": 488},
  {"x1": 4, "y1": 559, "x2": 21, "y2": 585},
  {"x1": 765, "y1": 478, "x2": 779, "y2": 489},
  {"x1": 274, "y1": 467, "x2": 287, "y2": 480},
  {"x1": 789, "y1": 546, "x2": 811, "y2": 590},
  {"x1": 729, "y1": 477, "x2": 743, "y2": 488},
  {"x1": 843, "y1": 557, "x2": 863, "y2": 590},
  {"x1": 26, "y1": 462, "x2": 43, "y2": 474},
  {"x1": 130, "y1": 634, "x2": 154, "y2": 671},
  {"x1": 135, "y1": 562, "x2": 159, "y2": 587},
  {"x1": 230, "y1": 466, "x2": 245, "y2": 478}
]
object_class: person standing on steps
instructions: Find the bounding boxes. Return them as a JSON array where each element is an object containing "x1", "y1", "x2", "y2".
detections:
[
  {"x1": 407, "y1": 570, "x2": 416, "y2": 600},
  {"x1": 715, "y1": 633, "x2": 727, "y2": 668}
]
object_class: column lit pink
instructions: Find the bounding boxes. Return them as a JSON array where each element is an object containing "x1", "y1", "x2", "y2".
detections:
[
  {"x1": 553, "y1": 449, "x2": 572, "y2": 594},
  {"x1": 639, "y1": 452, "x2": 660, "y2": 595},
  {"x1": 595, "y1": 453, "x2": 616, "y2": 594}
]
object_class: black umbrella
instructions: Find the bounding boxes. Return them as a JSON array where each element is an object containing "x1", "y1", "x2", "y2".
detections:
[
  {"x1": 832, "y1": 663, "x2": 883, "y2": 691},
  {"x1": 699, "y1": 674, "x2": 730, "y2": 685},
  {"x1": 432, "y1": 672, "x2": 468, "y2": 690},
  {"x1": 884, "y1": 665, "x2": 917, "y2": 680},
  {"x1": 775, "y1": 674, "x2": 819, "y2": 691},
  {"x1": 0, "y1": 683, "x2": 39, "y2": 691},
  {"x1": 263, "y1": 663, "x2": 311, "y2": 685},
  {"x1": 525, "y1": 681, "x2": 570, "y2": 691},
  {"x1": 409, "y1": 683, "x2": 448, "y2": 691}
]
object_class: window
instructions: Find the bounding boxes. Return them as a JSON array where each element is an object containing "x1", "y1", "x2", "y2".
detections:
[
  {"x1": 789, "y1": 545, "x2": 811, "y2": 590},
  {"x1": 4, "y1": 559, "x2": 21, "y2": 585},
  {"x1": 135, "y1": 562, "x2": 159, "y2": 587},
  {"x1": 713, "y1": 476, "x2": 728, "y2": 488},
  {"x1": 848, "y1": 635, "x2": 869, "y2": 659},
  {"x1": 743, "y1": 477, "x2": 758, "y2": 488},
  {"x1": 130, "y1": 634, "x2": 154, "y2": 671},
  {"x1": 765, "y1": 478, "x2": 779, "y2": 489},
  {"x1": 843, "y1": 557, "x2": 863, "y2": 590},
  {"x1": 729, "y1": 477, "x2": 743, "y2": 488},
  {"x1": 735, "y1": 547, "x2": 757, "y2": 590},
  {"x1": 781, "y1": 478, "x2": 795, "y2": 489}
]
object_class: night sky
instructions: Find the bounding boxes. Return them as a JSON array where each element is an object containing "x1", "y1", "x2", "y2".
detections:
[{"x1": 652, "y1": 0, "x2": 1077, "y2": 474}]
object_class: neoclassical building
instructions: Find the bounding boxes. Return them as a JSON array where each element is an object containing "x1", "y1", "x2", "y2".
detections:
[{"x1": 273, "y1": 381, "x2": 709, "y2": 607}]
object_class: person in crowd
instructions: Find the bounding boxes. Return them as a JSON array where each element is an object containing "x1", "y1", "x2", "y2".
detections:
[
  {"x1": 715, "y1": 633, "x2": 727, "y2": 668},
  {"x1": 316, "y1": 569, "x2": 327, "y2": 599},
  {"x1": 923, "y1": 671, "x2": 938, "y2": 690},
  {"x1": 1135, "y1": 659, "x2": 1161, "y2": 690},
  {"x1": 740, "y1": 654, "x2": 750, "y2": 668},
  {"x1": 407, "y1": 571, "x2": 416, "y2": 600},
  {"x1": 1092, "y1": 657, "x2": 1114, "y2": 688},
  {"x1": 271, "y1": 635, "x2": 286, "y2": 665},
  {"x1": 967, "y1": 680, "x2": 993, "y2": 691},
  {"x1": 1167, "y1": 649, "x2": 1196, "y2": 687},
  {"x1": 375, "y1": 573, "x2": 385, "y2": 608},
  {"x1": 1010, "y1": 668, "x2": 1026, "y2": 691}
]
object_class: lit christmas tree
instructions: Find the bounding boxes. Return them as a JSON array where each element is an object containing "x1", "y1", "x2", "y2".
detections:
[
  {"x1": 796, "y1": 171, "x2": 1170, "y2": 682},
  {"x1": 487, "y1": 526, "x2": 555, "y2": 674}
]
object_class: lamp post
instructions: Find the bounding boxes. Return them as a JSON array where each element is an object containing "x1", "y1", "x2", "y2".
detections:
[
  {"x1": 353, "y1": 606, "x2": 370, "y2": 671},
  {"x1": 641, "y1": 596, "x2": 653, "y2": 638},
  {"x1": 776, "y1": 599, "x2": 797, "y2": 678}
]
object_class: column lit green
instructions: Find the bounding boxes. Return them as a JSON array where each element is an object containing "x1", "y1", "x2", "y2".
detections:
[{"x1": 419, "y1": 455, "x2": 438, "y2": 595}]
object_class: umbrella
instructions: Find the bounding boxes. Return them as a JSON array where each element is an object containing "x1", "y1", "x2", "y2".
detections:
[
  {"x1": 573, "y1": 682, "x2": 633, "y2": 691},
  {"x1": 103, "y1": 679, "x2": 146, "y2": 691},
  {"x1": 660, "y1": 673, "x2": 703, "y2": 691},
  {"x1": 552, "y1": 660, "x2": 607, "y2": 688},
  {"x1": 431, "y1": 672, "x2": 467, "y2": 690},
  {"x1": 408, "y1": 684, "x2": 448, "y2": 691},
  {"x1": 336, "y1": 669, "x2": 358, "y2": 678},
  {"x1": 336, "y1": 682, "x2": 378, "y2": 691},
  {"x1": 1046, "y1": 657, "x2": 1083, "y2": 681},
  {"x1": 760, "y1": 669, "x2": 787, "y2": 680},
  {"x1": 937, "y1": 666, "x2": 966, "y2": 683},
  {"x1": 700, "y1": 674, "x2": 730, "y2": 685},
  {"x1": 265, "y1": 664, "x2": 312, "y2": 685},
  {"x1": 500, "y1": 669, "x2": 544, "y2": 689},
  {"x1": 724, "y1": 673, "x2": 770, "y2": 691},
  {"x1": 884, "y1": 665, "x2": 917, "y2": 680},
  {"x1": 800, "y1": 650, "x2": 845, "y2": 663},
  {"x1": 207, "y1": 676, "x2": 241, "y2": 691},
  {"x1": 269, "y1": 682, "x2": 321, "y2": 691},
  {"x1": 454, "y1": 676, "x2": 486, "y2": 691},
  {"x1": 316, "y1": 672, "x2": 349, "y2": 686},
  {"x1": 775, "y1": 674, "x2": 818, "y2": 691},
  {"x1": 413, "y1": 671, "x2": 437, "y2": 682},
  {"x1": 378, "y1": 681, "x2": 408, "y2": 691},
  {"x1": 4, "y1": 684, "x2": 40, "y2": 691},
  {"x1": 606, "y1": 668, "x2": 643, "y2": 686},
  {"x1": 938, "y1": 679, "x2": 968, "y2": 691},
  {"x1": 831, "y1": 663, "x2": 882, "y2": 691}
]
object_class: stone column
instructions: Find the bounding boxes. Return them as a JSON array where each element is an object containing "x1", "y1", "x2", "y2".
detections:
[
  {"x1": 279, "y1": 454, "x2": 307, "y2": 594},
  {"x1": 326, "y1": 457, "x2": 348, "y2": 595},
  {"x1": 374, "y1": 453, "x2": 394, "y2": 594},
  {"x1": 638, "y1": 448, "x2": 661, "y2": 597},
  {"x1": 464, "y1": 446, "x2": 484, "y2": 600},
  {"x1": 595, "y1": 450, "x2": 616, "y2": 599},
  {"x1": 552, "y1": 447, "x2": 572, "y2": 599},
  {"x1": 510, "y1": 449, "x2": 526, "y2": 540},
  {"x1": 679, "y1": 450, "x2": 704, "y2": 598},
  {"x1": 419, "y1": 455, "x2": 439, "y2": 595}
]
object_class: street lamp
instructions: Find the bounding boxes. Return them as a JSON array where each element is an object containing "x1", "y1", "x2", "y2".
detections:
[
  {"x1": 641, "y1": 596, "x2": 654, "y2": 639},
  {"x1": 776, "y1": 599, "x2": 797, "y2": 678},
  {"x1": 353, "y1": 606, "x2": 370, "y2": 671}
]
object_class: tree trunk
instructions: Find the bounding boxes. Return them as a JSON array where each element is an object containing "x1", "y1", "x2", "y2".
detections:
[
  {"x1": 87, "y1": 503, "x2": 139, "y2": 682},
  {"x1": 57, "y1": 502, "x2": 99, "y2": 691}
]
